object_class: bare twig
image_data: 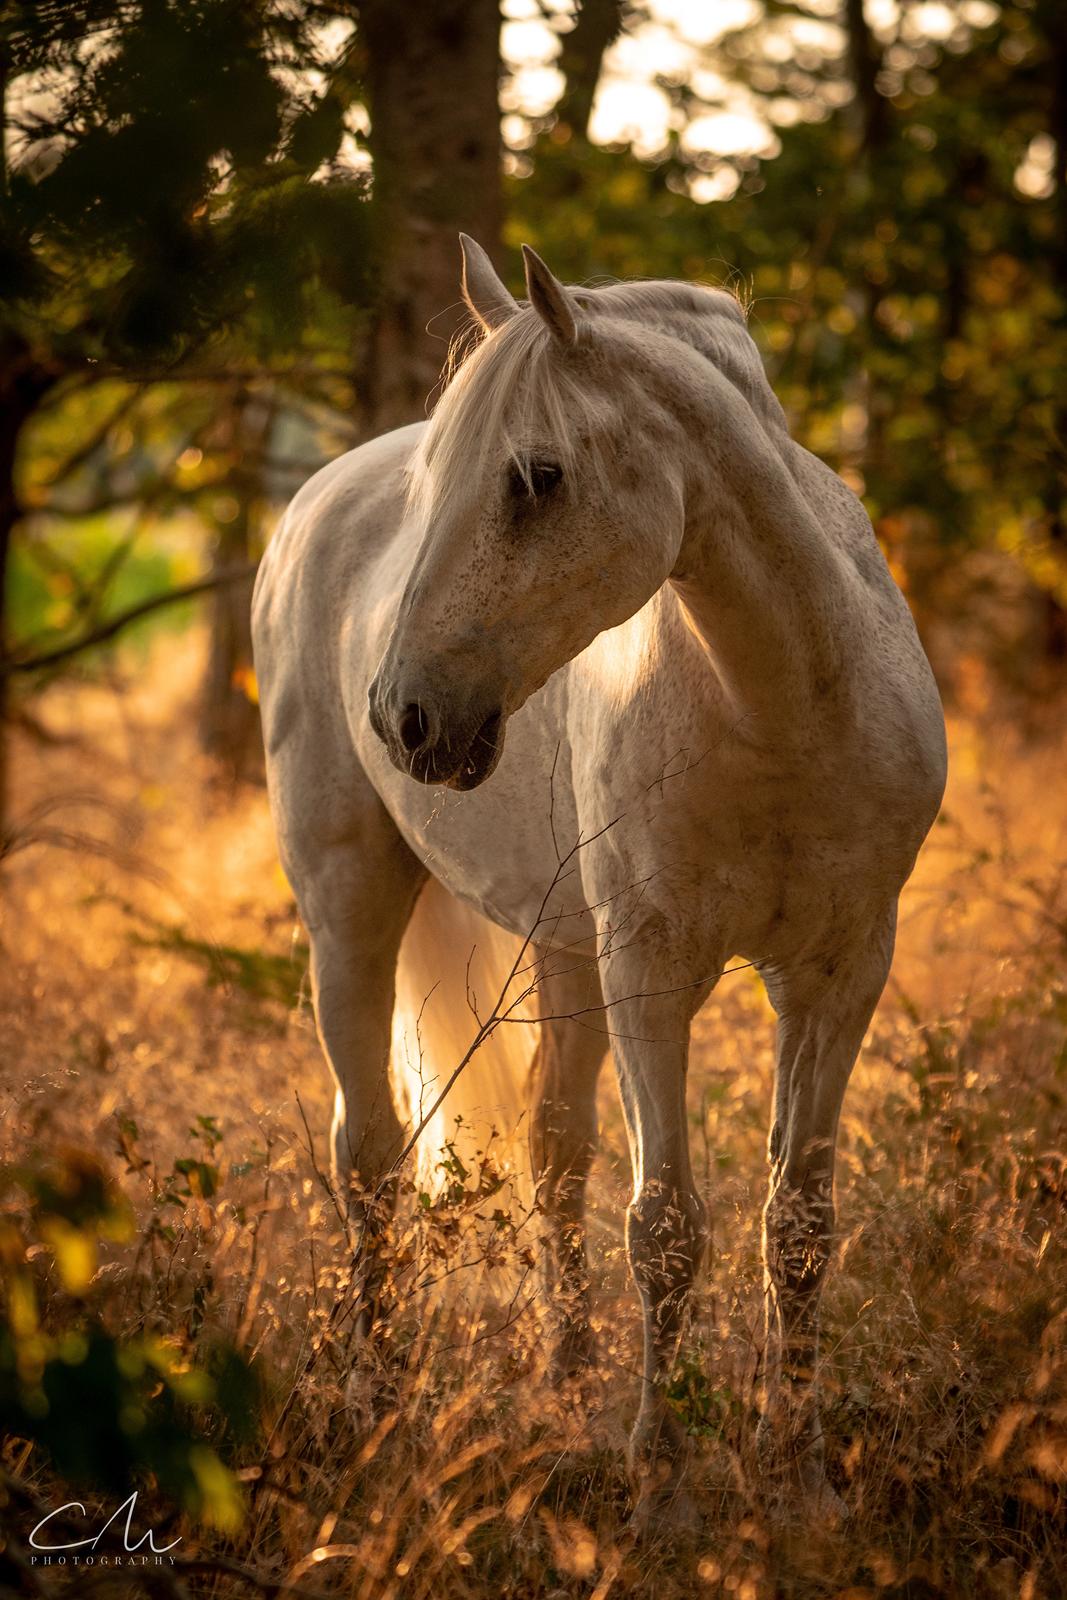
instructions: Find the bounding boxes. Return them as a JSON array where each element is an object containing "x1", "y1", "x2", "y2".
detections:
[{"x1": 385, "y1": 817, "x2": 625, "y2": 1180}]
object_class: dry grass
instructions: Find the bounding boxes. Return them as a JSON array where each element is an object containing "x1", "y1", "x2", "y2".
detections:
[{"x1": 1, "y1": 636, "x2": 1065, "y2": 1600}]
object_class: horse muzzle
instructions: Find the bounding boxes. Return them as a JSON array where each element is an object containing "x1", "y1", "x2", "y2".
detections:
[{"x1": 368, "y1": 674, "x2": 505, "y2": 791}]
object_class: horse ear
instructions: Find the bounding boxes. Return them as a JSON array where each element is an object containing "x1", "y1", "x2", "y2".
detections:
[
  {"x1": 521, "y1": 244, "x2": 578, "y2": 346},
  {"x1": 459, "y1": 234, "x2": 518, "y2": 331}
]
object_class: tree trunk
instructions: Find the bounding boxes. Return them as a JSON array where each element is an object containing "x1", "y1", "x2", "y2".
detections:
[
  {"x1": 1037, "y1": 0, "x2": 1067, "y2": 663},
  {"x1": 556, "y1": 0, "x2": 624, "y2": 139},
  {"x1": 0, "y1": 343, "x2": 54, "y2": 836},
  {"x1": 843, "y1": 0, "x2": 889, "y2": 407},
  {"x1": 844, "y1": 0, "x2": 887, "y2": 156},
  {"x1": 360, "y1": 0, "x2": 503, "y2": 436},
  {"x1": 199, "y1": 386, "x2": 273, "y2": 780}
]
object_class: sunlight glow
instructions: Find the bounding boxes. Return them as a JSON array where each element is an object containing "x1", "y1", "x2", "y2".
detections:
[
  {"x1": 651, "y1": 0, "x2": 762, "y2": 46},
  {"x1": 1015, "y1": 133, "x2": 1056, "y2": 201},
  {"x1": 958, "y1": 0, "x2": 999, "y2": 23},
  {"x1": 609, "y1": 23, "x2": 692, "y2": 80},
  {"x1": 865, "y1": 0, "x2": 903, "y2": 36},
  {"x1": 502, "y1": 64, "x2": 566, "y2": 118},
  {"x1": 789, "y1": 18, "x2": 847, "y2": 52},
  {"x1": 907, "y1": 2, "x2": 958, "y2": 40},
  {"x1": 500, "y1": 0, "x2": 859, "y2": 187},
  {"x1": 499, "y1": 0, "x2": 1004, "y2": 202},
  {"x1": 588, "y1": 80, "x2": 675, "y2": 158},
  {"x1": 688, "y1": 166, "x2": 743, "y2": 203},
  {"x1": 501, "y1": 19, "x2": 560, "y2": 65},
  {"x1": 681, "y1": 111, "x2": 780, "y2": 160},
  {"x1": 581, "y1": 604, "x2": 661, "y2": 703}
]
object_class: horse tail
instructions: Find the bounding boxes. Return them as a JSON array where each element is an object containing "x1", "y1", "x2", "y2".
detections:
[{"x1": 390, "y1": 877, "x2": 537, "y2": 1209}]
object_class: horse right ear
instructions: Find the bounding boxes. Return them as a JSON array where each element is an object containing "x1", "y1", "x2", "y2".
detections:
[
  {"x1": 521, "y1": 244, "x2": 578, "y2": 346},
  {"x1": 459, "y1": 234, "x2": 518, "y2": 332}
]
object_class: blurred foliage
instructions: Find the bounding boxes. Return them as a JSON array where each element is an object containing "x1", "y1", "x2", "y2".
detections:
[
  {"x1": 0, "y1": 1146, "x2": 255, "y2": 1532},
  {"x1": 10, "y1": 513, "x2": 199, "y2": 657},
  {"x1": 0, "y1": 0, "x2": 368, "y2": 697},
  {"x1": 130, "y1": 919, "x2": 310, "y2": 1011},
  {"x1": 507, "y1": 0, "x2": 1067, "y2": 678},
  {"x1": 1, "y1": 0, "x2": 369, "y2": 366}
]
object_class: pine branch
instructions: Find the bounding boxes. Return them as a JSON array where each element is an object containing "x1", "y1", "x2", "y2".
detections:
[{"x1": 5, "y1": 563, "x2": 258, "y2": 676}]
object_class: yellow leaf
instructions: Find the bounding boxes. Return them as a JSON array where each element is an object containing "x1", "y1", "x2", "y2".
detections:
[
  {"x1": 41, "y1": 1220, "x2": 97, "y2": 1296},
  {"x1": 190, "y1": 1445, "x2": 245, "y2": 1533},
  {"x1": 231, "y1": 663, "x2": 259, "y2": 704}
]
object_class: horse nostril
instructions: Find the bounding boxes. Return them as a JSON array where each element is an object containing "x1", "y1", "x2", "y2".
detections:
[
  {"x1": 367, "y1": 679, "x2": 385, "y2": 741},
  {"x1": 397, "y1": 702, "x2": 429, "y2": 754}
]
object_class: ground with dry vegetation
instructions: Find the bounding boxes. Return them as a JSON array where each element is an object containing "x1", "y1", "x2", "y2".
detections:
[{"x1": 1, "y1": 636, "x2": 1065, "y2": 1600}]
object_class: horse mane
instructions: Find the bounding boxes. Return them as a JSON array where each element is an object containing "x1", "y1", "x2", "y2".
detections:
[{"x1": 405, "y1": 276, "x2": 783, "y2": 520}]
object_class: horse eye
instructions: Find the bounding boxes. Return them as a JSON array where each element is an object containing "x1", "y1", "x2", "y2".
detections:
[{"x1": 509, "y1": 460, "x2": 563, "y2": 499}]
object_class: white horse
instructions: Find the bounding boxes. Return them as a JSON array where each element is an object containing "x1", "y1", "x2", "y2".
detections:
[{"x1": 251, "y1": 236, "x2": 946, "y2": 1528}]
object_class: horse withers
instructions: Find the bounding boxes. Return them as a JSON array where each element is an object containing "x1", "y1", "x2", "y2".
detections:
[{"x1": 251, "y1": 237, "x2": 947, "y2": 1530}]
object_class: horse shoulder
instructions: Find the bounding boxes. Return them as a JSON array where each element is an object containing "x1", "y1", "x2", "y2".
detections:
[
  {"x1": 252, "y1": 423, "x2": 427, "y2": 865},
  {"x1": 257, "y1": 423, "x2": 424, "y2": 617},
  {"x1": 254, "y1": 424, "x2": 424, "y2": 684}
]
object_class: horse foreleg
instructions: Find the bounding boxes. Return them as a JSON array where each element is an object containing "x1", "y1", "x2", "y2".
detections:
[
  {"x1": 290, "y1": 803, "x2": 426, "y2": 1371},
  {"x1": 528, "y1": 949, "x2": 606, "y2": 1377},
  {"x1": 757, "y1": 908, "x2": 897, "y2": 1513},
  {"x1": 598, "y1": 944, "x2": 713, "y2": 1535}
]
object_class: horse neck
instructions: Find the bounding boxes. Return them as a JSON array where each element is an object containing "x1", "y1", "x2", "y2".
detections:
[{"x1": 665, "y1": 358, "x2": 854, "y2": 734}]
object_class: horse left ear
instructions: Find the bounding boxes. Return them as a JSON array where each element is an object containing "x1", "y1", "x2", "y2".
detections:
[
  {"x1": 460, "y1": 234, "x2": 518, "y2": 331},
  {"x1": 521, "y1": 244, "x2": 578, "y2": 346}
]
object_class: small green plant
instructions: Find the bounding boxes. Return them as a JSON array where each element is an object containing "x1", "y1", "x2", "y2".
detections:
[{"x1": 666, "y1": 1344, "x2": 744, "y2": 1440}]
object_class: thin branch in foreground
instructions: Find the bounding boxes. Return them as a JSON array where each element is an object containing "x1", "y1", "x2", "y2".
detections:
[
  {"x1": 385, "y1": 815, "x2": 626, "y2": 1180},
  {"x1": 173, "y1": 1553, "x2": 335, "y2": 1600}
]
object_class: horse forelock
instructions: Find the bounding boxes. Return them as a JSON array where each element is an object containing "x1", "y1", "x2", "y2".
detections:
[
  {"x1": 404, "y1": 275, "x2": 768, "y2": 523},
  {"x1": 405, "y1": 305, "x2": 611, "y2": 521}
]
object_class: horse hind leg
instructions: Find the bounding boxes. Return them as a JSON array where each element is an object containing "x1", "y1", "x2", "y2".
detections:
[{"x1": 528, "y1": 948, "x2": 607, "y2": 1378}]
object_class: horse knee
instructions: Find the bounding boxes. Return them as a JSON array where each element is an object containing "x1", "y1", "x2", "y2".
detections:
[
  {"x1": 533, "y1": 1131, "x2": 596, "y2": 1227},
  {"x1": 626, "y1": 1181, "x2": 708, "y2": 1313},
  {"x1": 330, "y1": 1086, "x2": 403, "y2": 1195},
  {"x1": 763, "y1": 1180, "x2": 834, "y2": 1310},
  {"x1": 312, "y1": 941, "x2": 404, "y2": 1195}
]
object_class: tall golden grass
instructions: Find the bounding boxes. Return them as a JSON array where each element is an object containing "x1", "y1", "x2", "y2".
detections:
[{"x1": 1, "y1": 637, "x2": 1064, "y2": 1599}]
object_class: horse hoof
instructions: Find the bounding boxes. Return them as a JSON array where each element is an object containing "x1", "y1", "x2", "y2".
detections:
[
  {"x1": 754, "y1": 1416, "x2": 848, "y2": 1525},
  {"x1": 629, "y1": 1482, "x2": 702, "y2": 1542},
  {"x1": 548, "y1": 1324, "x2": 596, "y2": 1384},
  {"x1": 342, "y1": 1364, "x2": 382, "y2": 1428},
  {"x1": 808, "y1": 1477, "x2": 849, "y2": 1526}
]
